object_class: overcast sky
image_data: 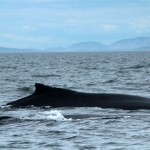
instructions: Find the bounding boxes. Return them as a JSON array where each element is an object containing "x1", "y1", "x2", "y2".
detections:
[{"x1": 0, "y1": 0, "x2": 150, "y2": 49}]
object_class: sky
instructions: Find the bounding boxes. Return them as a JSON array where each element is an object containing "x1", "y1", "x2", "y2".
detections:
[{"x1": 0, "y1": 0, "x2": 150, "y2": 49}]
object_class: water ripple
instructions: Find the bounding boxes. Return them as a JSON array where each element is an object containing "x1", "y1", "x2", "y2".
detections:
[{"x1": 1, "y1": 52, "x2": 150, "y2": 149}]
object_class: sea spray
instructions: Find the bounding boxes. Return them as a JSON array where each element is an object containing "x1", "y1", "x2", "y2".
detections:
[{"x1": 21, "y1": 110, "x2": 72, "y2": 121}]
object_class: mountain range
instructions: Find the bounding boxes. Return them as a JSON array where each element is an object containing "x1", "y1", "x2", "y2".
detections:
[
  {"x1": 109, "y1": 37, "x2": 150, "y2": 51},
  {"x1": 65, "y1": 37, "x2": 150, "y2": 52},
  {"x1": 0, "y1": 37, "x2": 150, "y2": 52}
]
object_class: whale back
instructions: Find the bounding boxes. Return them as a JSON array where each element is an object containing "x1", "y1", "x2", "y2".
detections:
[
  {"x1": 6, "y1": 83, "x2": 150, "y2": 109},
  {"x1": 34, "y1": 83, "x2": 75, "y2": 95}
]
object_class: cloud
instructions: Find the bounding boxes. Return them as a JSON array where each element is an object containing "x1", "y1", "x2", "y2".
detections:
[
  {"x1": 2, "y1": 33, "x2": 38, "y2": 42},
  {"x1": 2, "y1": 33, "x2": 47, "y2": 43},
  {"x1": 100, "y1": 24, "x2": 118, "y2": 32},
  {"x1": 129, "y1": 17, "x2": 150, "y2": 33},
  {"x1": 22, "y1": 25, "x2": 37, "y2": 31},
  {"x1": 0, "y1": 0, "x2": 149, "y2": 48},
  {"x1": 3, "y1": 34, "x2": 18, "y2": 39}
]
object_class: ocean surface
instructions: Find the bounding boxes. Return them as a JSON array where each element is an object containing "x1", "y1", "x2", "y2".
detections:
[{"x1": 0, "y1": 52, "x2": 150, "y2": 150}]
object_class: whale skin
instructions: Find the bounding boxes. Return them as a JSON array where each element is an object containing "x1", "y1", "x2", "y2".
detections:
[{"x1": 6, "y1": 83, "x2": 150, "y2": 110}]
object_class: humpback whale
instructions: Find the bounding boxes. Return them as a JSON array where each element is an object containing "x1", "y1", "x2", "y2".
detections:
[{"x1": 6, "y1": 83, "x2": 150, "y2": 110}]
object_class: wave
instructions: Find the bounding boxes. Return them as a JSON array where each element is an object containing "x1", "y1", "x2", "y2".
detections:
[
  {"x1": 103, "y1": 79, "x2": 116, "y2": 83},
  {"x1": 32, "y1": 74, "x2": 61, "y2": 78},
  {"x1": 0, "y1": 110, "x2": 72, "y2": 124},
  {"x1": 0, "y1": 66, "x2": 17, "y2": 70},
  {"x1": 17, "y1": 87, "x2": 32, "y2": 93},
  {"x1": 21, "y1": 110, "x2": 72, "y2": 121},
  {"x1": 122, "y1": 63, "x2": 150, "y2": 70}
]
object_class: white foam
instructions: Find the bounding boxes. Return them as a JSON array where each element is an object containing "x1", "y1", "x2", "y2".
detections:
[
  {"x1": 22, "y1": 110, "x2": 72, "y2": 121},
  {"x1": 123, "y1": 115, "x2": 131, "y2": 118}
]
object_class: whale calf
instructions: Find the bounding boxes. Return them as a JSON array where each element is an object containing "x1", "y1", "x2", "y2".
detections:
[{"x1": 6, "y1": 83, "x2": 150, "y2": 110}]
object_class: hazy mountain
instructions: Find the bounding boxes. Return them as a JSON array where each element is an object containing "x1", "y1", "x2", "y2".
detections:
[
  {"x1": 109, "y1": 37, "x2": 150, "y2": 51},
  {"x1": 136, "y1": 46, "x2": 150, "y2": 51},
  {"x1": 65, "y1": 37, "x2": 150, "y2": 51},
  {"x1": 0, "y1": 47, "x2": 40, "y2": 53},
  {"x1": 65, "y1": 42, "x2": 107, "y2": 51},
  {"x1": 0, "y1": 37, "x2": 150, "y2": 52},
  {"x1": 44, "y1": 47, "x2": 65, "y2": 52}
]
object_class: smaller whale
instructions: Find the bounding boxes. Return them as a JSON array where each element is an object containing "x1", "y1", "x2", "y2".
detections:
[
  {"x1": 6, "y1": 83, "x2": 150, "y2": 110},
  {"x1": 0, "y1": 115, "x2": 123, "y2": 121},
  {"x1": 0, "y1": 116, "x2": 13, "y2": 121}
]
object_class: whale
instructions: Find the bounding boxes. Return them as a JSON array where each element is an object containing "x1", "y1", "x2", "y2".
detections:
[
  {"x1": 0, "y1": 116, "x2": 13, "y2": 121},
  {"x1": 0, "y1": 114, "x2": 124, "y2": 122},
  {"x1": 6, "y1": 83, "x2": 150, "y2": 110},
  {"x1": 0, "y1": 114, "x2": 125, "y2": 121}
]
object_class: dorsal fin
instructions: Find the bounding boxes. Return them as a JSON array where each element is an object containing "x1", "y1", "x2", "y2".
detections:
[
  {"x1": 34, "y1": 83, "x2": 76, "y2": 95},
  {"x1": 34, "y1": 83, "x2": 52, "y2": 94}
]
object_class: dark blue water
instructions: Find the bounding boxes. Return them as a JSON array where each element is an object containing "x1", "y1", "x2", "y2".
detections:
[{"x1": 0, "y1": 52, "x2": 150, "y2": 149}]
